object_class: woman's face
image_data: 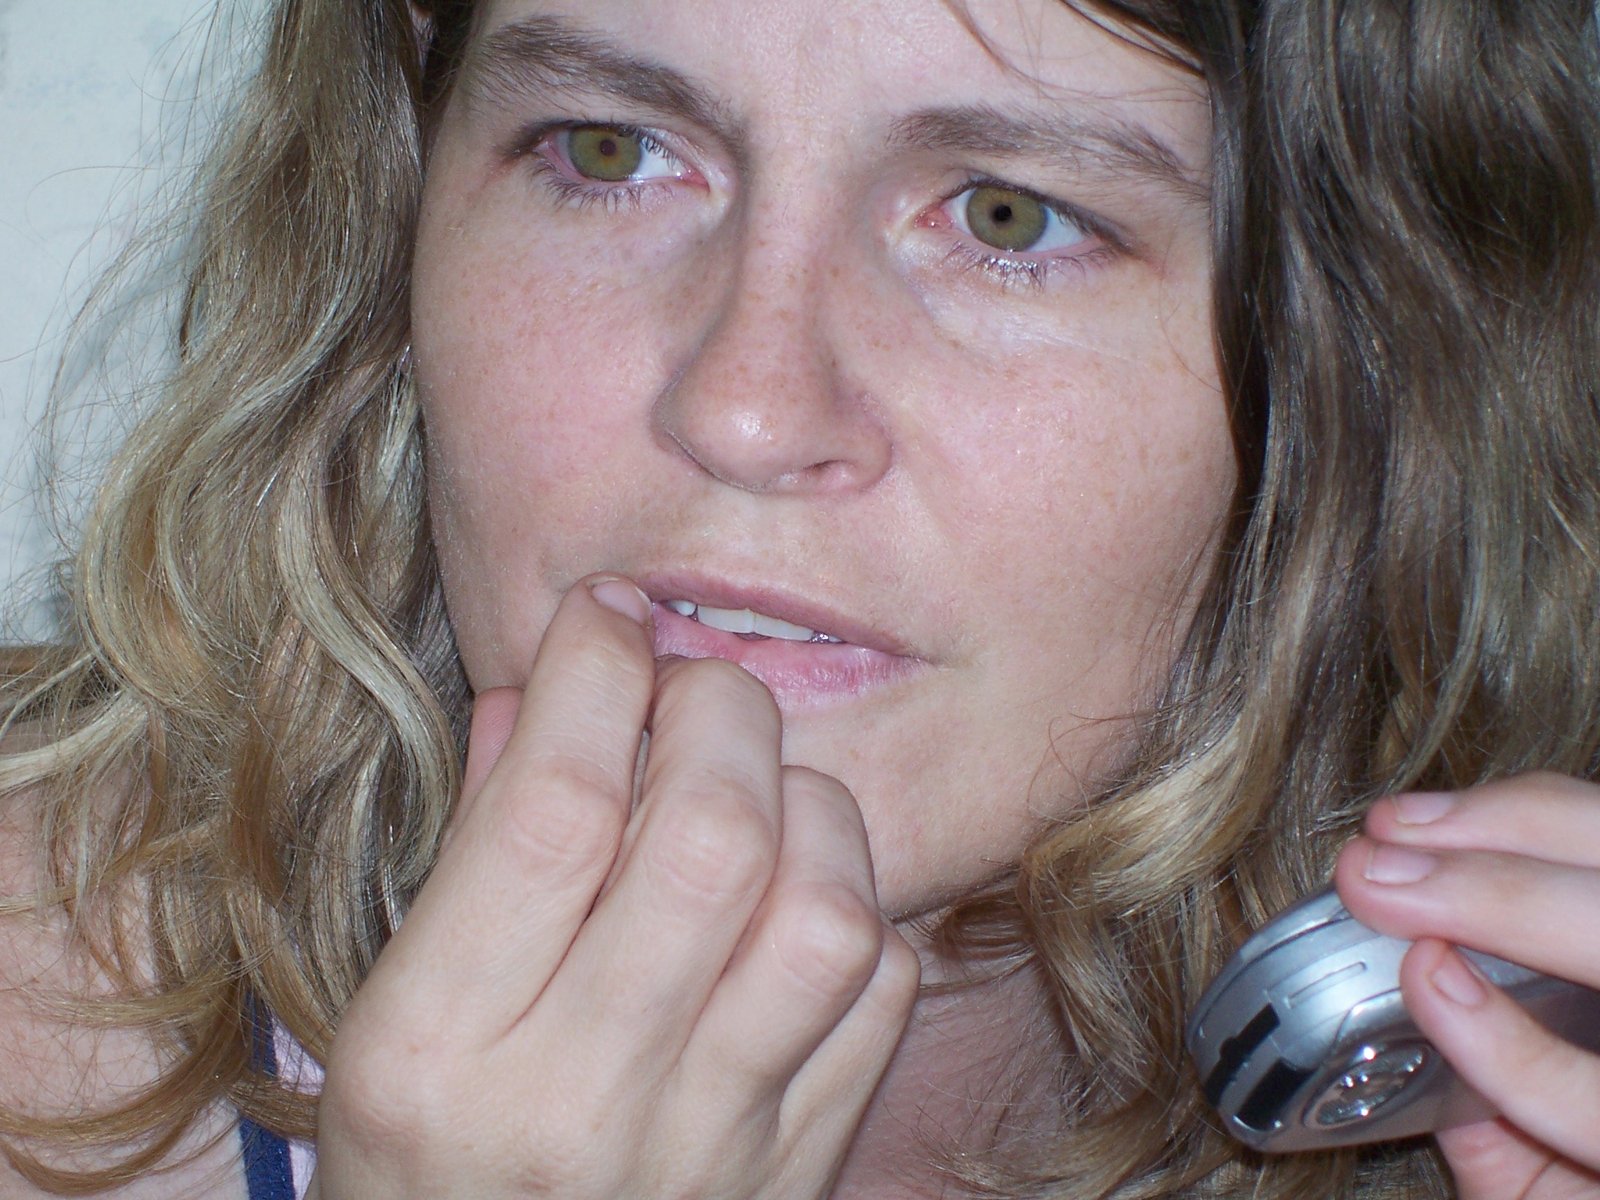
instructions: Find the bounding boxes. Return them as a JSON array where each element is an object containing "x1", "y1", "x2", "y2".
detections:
[{"x1": 412, "y1": 0, "x2": 1232, "y2": 920}]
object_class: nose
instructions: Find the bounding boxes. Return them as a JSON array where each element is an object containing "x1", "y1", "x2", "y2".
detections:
[{"x1": 650, "y1": 227, "x2": 893, "y2": 495}]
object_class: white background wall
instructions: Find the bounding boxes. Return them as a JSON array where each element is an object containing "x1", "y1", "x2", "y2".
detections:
[{"x1": 0, "y1": 0, "x2": 254, "y2": 639}]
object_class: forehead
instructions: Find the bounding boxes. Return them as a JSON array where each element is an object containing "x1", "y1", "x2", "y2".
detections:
[{"x1": 463, "y1": 0, "x2": 1210, "y2": 180}]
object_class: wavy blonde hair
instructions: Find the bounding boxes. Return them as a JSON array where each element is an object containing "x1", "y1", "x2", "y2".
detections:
[
  {"x1": 1, "y1": 0, "x2": 460, "y2": 1188},
  {"x1": 2, "y1": 0, "x2": 1597, "y2": 1196}
]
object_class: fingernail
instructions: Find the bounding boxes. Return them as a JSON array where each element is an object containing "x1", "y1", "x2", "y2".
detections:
[
  {"x1": 589, "y1": 578, "x2": 652, "y2": 625},
  {"x1": 1363, "y1": 843, "x2": 1438, "y2": 884},
  {"x1": 1392, "y1": 792, "x2": 1456, "y2": 825},
  {"x1": 1429, "y1": 948, "x2": 1488, "y2": 1007}
]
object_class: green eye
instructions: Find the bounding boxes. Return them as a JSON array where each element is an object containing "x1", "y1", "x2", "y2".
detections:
[
  {"x1": 964, "y1": 185, "x2": 1048, "y2": 252},
  {"x1": 567, "y1": 125, "x2": 644, "y2": 182}
]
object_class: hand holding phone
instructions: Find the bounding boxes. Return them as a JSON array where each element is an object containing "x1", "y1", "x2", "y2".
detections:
[{"x1": 1187, "y1": 886, "x2": 1600, "y2": 1153}]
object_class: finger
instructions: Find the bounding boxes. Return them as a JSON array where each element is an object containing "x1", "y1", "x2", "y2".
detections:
[
  {"x1": 531, "y1": 656, "x2": 785, "y2": 1076},
  {"x1": 681, "y1": 766, "x2": 900, "y2": 1099},
  {"x1": 1436, "y1": 1118, "x2": 1570, "y2": 1200},
  {"x1": 777, "y1": 917, "x2": 920, "y2": 1153},
  {"x1": 1403, "y1": 938, "x2": 1600, "y2": 1175},
  {"x1": 1364, "y1": 774, "x2": 1600, "y2": 869},
  {"x1": 1336, "y1": 836, "x2": 1600, "y2": 988},
  {"x1": 435, "y1": 686, "x2": 524, "y2": 858},
  {"x1": 360, "y1": 575, "x2": 657, "y2": 1042},
  {"x1": 458, "y1": 686, "x2": 523, "y2": 815}
]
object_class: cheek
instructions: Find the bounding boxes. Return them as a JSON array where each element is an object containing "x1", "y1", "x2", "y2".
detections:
[
  {"x1": 411, "y1": 145, "x2": 694, "y2": 460},
  {"x1": 413, "y1": 227, "x2": 664, "y2": 553},
  {"x1": 915, "y1": 305, "x2": 1230, "y2": 585},
  {"x1": 410, "y1": 221, "x2": 670, "y2": 672},
  {"x1": 900, "y1": 293, "x2": 1234, "y2": 741}
]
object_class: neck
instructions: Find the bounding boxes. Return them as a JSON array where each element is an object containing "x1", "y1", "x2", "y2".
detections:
[{"x1": 831, "y1": 951, "x2": 1066, "y2": 1200}]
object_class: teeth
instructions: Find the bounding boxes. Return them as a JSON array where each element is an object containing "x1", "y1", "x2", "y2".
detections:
[
  {"x1": 662, "y1": 600, "x2": 843, "y2": 644},
  {"x1": 697, "y1": 604, "x2": 758, "y2": 635}
]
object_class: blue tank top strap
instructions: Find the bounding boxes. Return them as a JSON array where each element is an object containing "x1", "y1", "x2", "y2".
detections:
[{"x1": 239, "y1": 996, "x2": 297, "y2": 1200}]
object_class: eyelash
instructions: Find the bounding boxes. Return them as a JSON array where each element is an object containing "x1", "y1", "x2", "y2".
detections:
[
  {"x1": 944, "y1": 245, "x2": 1115, "y2": 289},
  {"x1": 514, "y1": 123, "x2": 1123, "y2": 290},
  {"x1": 937, "y1": 176, "x2": 1123, "y2": 291},
  {"x1": 517, "y1": 122, "x2": 688, "y2": 213}
]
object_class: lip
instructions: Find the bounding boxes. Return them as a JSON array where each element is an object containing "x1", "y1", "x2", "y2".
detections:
[{"x1": 636, "y1": 572, "x2": 927, "y2": 710}]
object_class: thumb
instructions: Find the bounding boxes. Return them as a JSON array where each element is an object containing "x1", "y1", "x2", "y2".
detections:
[{"x1": 461, "y1": 686, "x2": 524, "y2": 809}]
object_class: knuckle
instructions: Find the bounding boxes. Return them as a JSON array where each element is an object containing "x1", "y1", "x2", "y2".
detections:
[
  {"x1": 645, "y1": 785, "x2": 778, "y2": 902},
  {"x1": 780, "y1": 763, "x2": 870, "y2": 846},
  {"x1": 1520, "y1": 769, "x2": 1599, "y2": 808},
  {"x1": 771, "y1": 882, "x2": 884, "y2": 997},
  {"x1": 323, "y1": 1038, "x2": 462, "y2": 1159},
  {"x1": 1502, "y1": 768, "x2": 1565, "y2": 793},
  {"x1": 780, "y1": 763, "x2": 859, "y2": 812},
  {"x1": 324, "y1": 1034, "x2": 618, "y2": 1192},
  {"x1": 871, "y1": 930, "x2": 925, "y2": 1014},
  {"x1": 497, "y1": 764, "x2": 625, "y2": 872},
  {"x1": 1500, "y1": 1010, "x2": 1586, "y2": 1108},
  {"x1": 1477, "y1": 770, "x2": 1584, "y2": 810},
  {"x1": 513, "y1": 1110, "x2": 607, "y2": 1190}
]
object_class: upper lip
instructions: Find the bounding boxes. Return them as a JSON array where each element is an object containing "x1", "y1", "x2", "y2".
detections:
[{"x1": 636, "y1": 570, "x2": 922, "y2": 659}]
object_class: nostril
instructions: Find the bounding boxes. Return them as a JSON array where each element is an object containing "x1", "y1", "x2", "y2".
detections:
[{"x1": 771, "y1": 456, "x2": 880, "y2": 493}]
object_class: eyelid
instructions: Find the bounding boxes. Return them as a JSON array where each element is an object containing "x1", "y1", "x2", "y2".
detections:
[
  {"x1": 511, "y1": 119, "x2": 699, "y2": 186},
  {"x1": 919, "y1": 175, "x2": 1128, "y2": 292},
  {"x1": 944, "y1": 174, "x2": 1127, "y2": 254}
]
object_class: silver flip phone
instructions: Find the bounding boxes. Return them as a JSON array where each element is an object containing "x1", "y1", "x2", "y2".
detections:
[{"x1": 1186, "y1": 886, "x2": 1600, "y2": 1152}]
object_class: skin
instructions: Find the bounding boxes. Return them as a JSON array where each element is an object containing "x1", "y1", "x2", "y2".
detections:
[
  {"x1": 331, "y1": 0, "x2": 1232, "y2": 1193},
  {"x1": 1338, "y1": 781, "x2": 1600, "y2": 1199},
  {"x1": 258, "y1": 0, "x2": 1600, "y2": 1180},
  {"x1": 412, "y1": 0, "x2": 1227, "y2": 924},
  {"x1": 313, "y1": 1, "x2": 1600, "y2": 1197},
  {"x1": 5, "y1": 1, "x2": 1596, "y2": 1198}
]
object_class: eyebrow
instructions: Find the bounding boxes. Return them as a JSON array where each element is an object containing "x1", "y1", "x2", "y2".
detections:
[
  {"x1": 463, "y1": 15, "x2": 1208, "y2": 204},
  {"x1": 463, "y1": 15, "x2": 745, "y2": 155},
  {"x1": 888, "y1": 106, "x2": 1209, "y2": 203}
]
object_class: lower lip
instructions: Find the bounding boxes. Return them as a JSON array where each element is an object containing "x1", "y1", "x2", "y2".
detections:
[{"x1": 650, "y1": 604, "x2": 921, "y2": 710}]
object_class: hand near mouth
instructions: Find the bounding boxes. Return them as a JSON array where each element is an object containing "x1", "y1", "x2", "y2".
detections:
[{"x1": 308, "y1": 574, "x2": 921, "y2": 1200}]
